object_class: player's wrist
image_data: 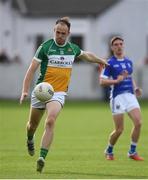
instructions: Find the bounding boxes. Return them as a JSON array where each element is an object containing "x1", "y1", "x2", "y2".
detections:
[{"x1": 22, "y1": 92, "x2": 28, "y2": 96}]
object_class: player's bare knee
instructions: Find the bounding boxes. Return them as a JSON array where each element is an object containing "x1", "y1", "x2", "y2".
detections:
[{"x1": 45, "y1": 116, "x2": 56, "y2": 128}]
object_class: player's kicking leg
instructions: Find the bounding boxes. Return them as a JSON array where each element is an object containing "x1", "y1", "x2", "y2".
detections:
[{"x1": 36, "y1": 101, "x2": 62, "y2": 172}]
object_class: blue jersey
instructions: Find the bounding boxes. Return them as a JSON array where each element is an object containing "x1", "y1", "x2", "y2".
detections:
[{"x1": 101, "y1": 56, "x2": 134, "y2": 99}]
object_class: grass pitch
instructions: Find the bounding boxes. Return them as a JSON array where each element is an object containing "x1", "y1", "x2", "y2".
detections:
[{"x1": 0, "y1": 100, "x2": 148, "y2": 179}]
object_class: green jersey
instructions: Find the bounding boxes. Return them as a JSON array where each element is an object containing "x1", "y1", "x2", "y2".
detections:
[{"x1": 34, "y1": 38, "x2": 82, "y2": 92}]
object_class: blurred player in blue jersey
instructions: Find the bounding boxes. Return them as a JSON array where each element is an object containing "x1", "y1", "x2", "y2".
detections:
[{"x1": 100, "y1": 36, "x2": 143, "y2": 161}]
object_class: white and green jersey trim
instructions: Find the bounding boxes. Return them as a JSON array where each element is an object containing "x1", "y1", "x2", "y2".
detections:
[{"x1": 34, "y1": 39, "x2": 82, "y2": 67}]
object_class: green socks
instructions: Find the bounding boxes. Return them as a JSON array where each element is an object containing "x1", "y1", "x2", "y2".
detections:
[{"x1": 40, "y1": 148, "x2": 48, "y2": 159}]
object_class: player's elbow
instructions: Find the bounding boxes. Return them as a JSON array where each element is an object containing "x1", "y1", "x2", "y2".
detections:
[{"x1": 80, "y1": 51, "x2": 93, "y2": 62}]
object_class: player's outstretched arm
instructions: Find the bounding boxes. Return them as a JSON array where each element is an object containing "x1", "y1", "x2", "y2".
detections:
[
  {"x1": 78, "y1": 51, "x2": 108, "y2": 66},
  {"x1": 20, "y1": 59, "x2": 40, "y2": 104},
  {"x1": 100, "y1": 75, "x2": 125, "y2": 86}
]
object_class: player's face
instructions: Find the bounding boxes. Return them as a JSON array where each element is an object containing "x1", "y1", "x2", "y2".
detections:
[
  {"x1": 54, "y1": 24, "x2": 70, "y2": 45},
  {"x1": 111, "y1": 39, "x2": 124, "y2": 57}
]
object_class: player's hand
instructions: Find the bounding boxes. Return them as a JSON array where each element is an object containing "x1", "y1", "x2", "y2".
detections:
[
  {"x1": 116, "y1": 75, "x2": 124, "y2": 83},
  {"x1": 121, "y1": 70, "x2": 129, "y2": 78},
  {"x1": 20, "y1": 92, "x2": 28, "y2": 104},
  {"x1": 98, "y1": 57, "x2": 109, "y2": 67},
  {"x1": 100, "y1": 60, "x2": 109, "y2": 67},
  {"x1": 134, "y1": 87, "x2": 142, "y2": 97}
]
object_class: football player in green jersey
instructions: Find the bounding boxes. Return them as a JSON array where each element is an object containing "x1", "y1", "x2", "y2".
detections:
[{"x1": 20, "y1": 16, "x2": 108, "y2": 173}]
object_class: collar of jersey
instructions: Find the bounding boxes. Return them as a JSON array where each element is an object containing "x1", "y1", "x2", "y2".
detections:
[
  {"x1": 117, "y1": 58, "x2": 124, "y2": 61},
  {"x1": 113, "y1": 56, "x2": 125, "y2": 61}
]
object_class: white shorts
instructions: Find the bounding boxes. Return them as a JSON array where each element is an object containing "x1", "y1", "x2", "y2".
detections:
[
  {"x1": 110, "y1": 93, "x2": 140, "y2": 115},
  {"x1": 31, "y1": 91, "x2": 66, "y2": 109}
]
